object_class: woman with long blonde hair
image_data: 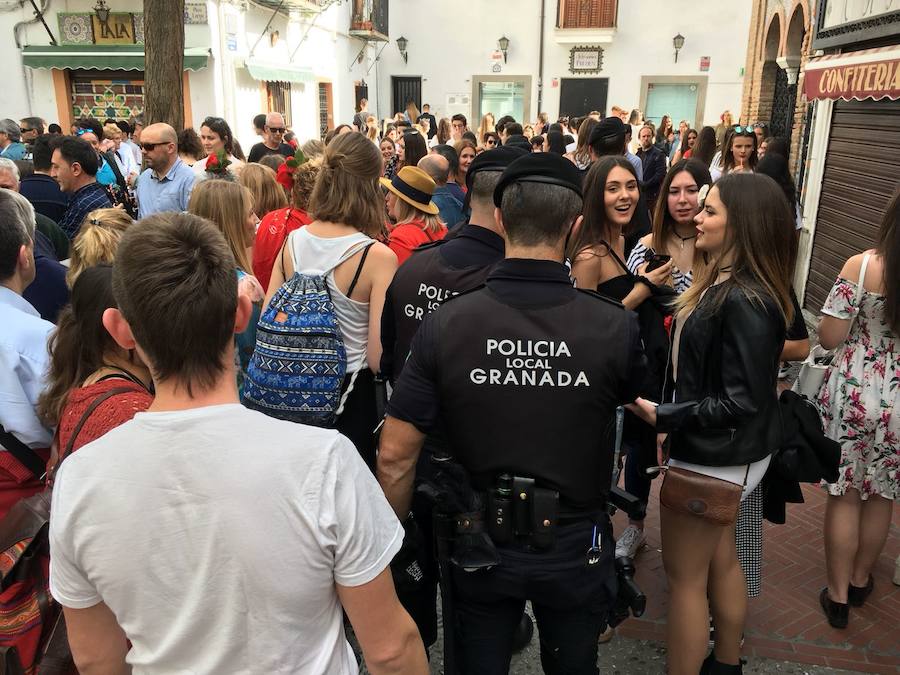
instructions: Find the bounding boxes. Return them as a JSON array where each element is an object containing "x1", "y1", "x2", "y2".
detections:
[
  {"x1": 381, "y1": 165, "x2": 447, "y2": 265},
  {"x1": 238, "y1": 163, "x2": 287, "y2": 219},
  {"x1": 188, "y1": 180, "x2": 263, "y2": 392},
  {"x1": 68, "y1": 208, "x2": 133, "y2": 287},
  {"x1": 477, "y1": 113, "x2": 495, "y2": 144}
]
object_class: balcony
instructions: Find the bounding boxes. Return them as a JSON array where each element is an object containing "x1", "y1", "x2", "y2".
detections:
[
  {"x1": 350, "y1": 0, "x2": 388, "y2": 42},
  {"x1": 554, "y1": 0, "x2": 617, "y2": 44}
]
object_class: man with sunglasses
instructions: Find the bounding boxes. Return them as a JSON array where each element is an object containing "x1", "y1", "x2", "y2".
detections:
[
  {"x1": 134, "y1": 123, "x2": 195, "y2": 219},
  {"x1": 247, "y1": 112, "x2": 294, "y2": 163}
]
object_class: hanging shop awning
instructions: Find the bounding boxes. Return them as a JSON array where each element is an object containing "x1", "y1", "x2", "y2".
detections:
[
  {"x1": 244, "y1": 58, "x2": 314, "y2": 84},
  {"x1": 804, "y1": 46, "x2": 900, "y2": 102},
  {"x1": 21, "y1": 45, "x2": 210, "y2": 71}
]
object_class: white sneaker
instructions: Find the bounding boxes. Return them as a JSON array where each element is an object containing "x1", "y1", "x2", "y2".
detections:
[
  {"x1": 778, "y1": 362, "x2": 792, "y2": 380},
  {"x1": 615, "y1": 525, "x2": 646, "y2": 559}
]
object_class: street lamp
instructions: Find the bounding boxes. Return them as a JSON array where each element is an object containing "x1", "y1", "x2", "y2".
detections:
[
  {"x1": 93, "y1": 0, "x2": 111, "y2": 25},
  {"x1": 498, "y1": 35, "x2": 510, "y2": 63},
  {"x1": 673, "y1": 33, "x2": 685, "y2": 63},
  {"x1": 396, "y1": 36, "x2": 408, "y2": 64}
]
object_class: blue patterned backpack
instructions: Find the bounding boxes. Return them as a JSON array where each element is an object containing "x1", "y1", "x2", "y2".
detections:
[{"x1": 242, "y1": 240, "x2": 374, "y2": 427}]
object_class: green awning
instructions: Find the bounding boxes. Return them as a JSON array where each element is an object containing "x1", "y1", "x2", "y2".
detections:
[
  {"x1": 244, "y1": 59, "x2": 314, "y2": 84},
  {"x1": 21, "y1": 45, "x2": 209, "y2": 71}
]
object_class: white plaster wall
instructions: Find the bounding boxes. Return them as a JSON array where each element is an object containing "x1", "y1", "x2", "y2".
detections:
[{"x1": 378, "y1": 0, "x2": 751, "y2": 128}]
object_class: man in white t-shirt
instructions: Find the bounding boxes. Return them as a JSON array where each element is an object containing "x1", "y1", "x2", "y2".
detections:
[{"x1": 49, "y1": 211, "x2": 427, "y2": 674}]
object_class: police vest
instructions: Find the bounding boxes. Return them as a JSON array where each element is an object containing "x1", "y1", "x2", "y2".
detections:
[
  {"x1": 431, "y1": 286, "x2": 636, "y2": 509},
  {"x1": 388, "y1": 243, "x2": 497, "y2": 380}
]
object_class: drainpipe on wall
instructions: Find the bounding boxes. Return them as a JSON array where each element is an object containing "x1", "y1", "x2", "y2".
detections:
[
  {"x1": 13, "y1": 0, "x2": 56, "y2": 116},
  {"x1": 537, "y1": 0, "x2": 545, "y2": 120}
]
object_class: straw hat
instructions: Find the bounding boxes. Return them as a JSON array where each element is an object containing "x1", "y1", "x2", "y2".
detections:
[{"x1": 380, "y1": 165, "x2": 439, "y2": 216}]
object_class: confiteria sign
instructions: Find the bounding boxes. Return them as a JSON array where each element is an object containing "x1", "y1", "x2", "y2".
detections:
[{"x1": 804, "y1": 47, "x2": 900, "y2": 101}]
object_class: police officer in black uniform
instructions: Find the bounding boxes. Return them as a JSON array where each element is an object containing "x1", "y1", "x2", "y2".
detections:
[
  {"x1": 380, "y1": 146, "x2": 527, "y2": 383},
  {"x1": 377, "y1": 153, "x2": 647, "y2": 674},
  {"x1": 380, "y1": 146, "x2": 527, "y2": 653}
]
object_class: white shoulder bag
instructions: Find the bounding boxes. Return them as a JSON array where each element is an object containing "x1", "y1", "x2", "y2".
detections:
[{"x1": 793, "y1": 253, "x2": 871, "y2": 400}]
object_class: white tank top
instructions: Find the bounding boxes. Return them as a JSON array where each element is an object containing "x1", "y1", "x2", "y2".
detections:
[{"x1": 287, "y1": 228, "x2": 373, "y2": 373}]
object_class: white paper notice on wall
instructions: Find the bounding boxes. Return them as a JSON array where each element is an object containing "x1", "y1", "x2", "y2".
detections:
[{"x1": 446, "y1": 93, "x2": 471, "y2": 119}]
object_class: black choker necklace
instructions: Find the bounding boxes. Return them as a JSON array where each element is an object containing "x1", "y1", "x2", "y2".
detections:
[{"x1": 673, "y1": 230, "x2": 697, "y2": 249}]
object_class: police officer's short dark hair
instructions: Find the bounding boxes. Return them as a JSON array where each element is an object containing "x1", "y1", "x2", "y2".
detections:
[
  {"x1": 470, "y1": 171, "x2": 503, "y2": 205},
  {"x1": 31, "y1": 135, "x2": 57, "y2": 172},
  {"x1": 55, "y1": 137, "x2": 99, "y2": 176},
  {"x1": 499, "y1": 182, "x2": 583, "y2": 246}
]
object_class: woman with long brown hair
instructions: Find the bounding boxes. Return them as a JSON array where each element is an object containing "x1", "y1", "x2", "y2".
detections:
[
  {"x1": 631, "y1": 173, "x2": 795, "y2": 674},
  {"x1": 188, "y1": 180, "x2": 263, "y2": 392},
  {"x1": 722, "y1": 126, "x2": 758, "y2": 175},
  {"x1": 265, "y1": 132, "x2": 398, "y2": 468},
  {"x1": 238, "y1": 163, "x2": 288, "y2": 219},
  {"x1": 38, "y1": 265, "x2": 153, "y2": 464},
  {"x1": 477, "y1": 113, "x2": 495, "y2": 145},
  {"x1": 452, "y1": 139, "x2": 477, "y2": 193},
  {"x1": 816, "y1": 190, "x2": 900, "y2": 629}
]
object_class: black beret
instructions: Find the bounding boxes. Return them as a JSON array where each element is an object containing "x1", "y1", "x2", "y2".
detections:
[
  {"x1": 465, "y1": 146, "x2": 528, "y2": 191},
  {"x1": 503, "y1": 134, "x2": 531, "y2": 151},
  {"x1": 493, "y1": 152, "x2": 584, "y2": 207},
  {"x1": 589, "y1": 116, "x2": 627, "y2": 147}
]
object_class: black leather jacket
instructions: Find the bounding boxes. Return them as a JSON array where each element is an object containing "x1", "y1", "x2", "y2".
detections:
[{"x1": 657, "y1": 283, "x2": 786, "y2": 467}]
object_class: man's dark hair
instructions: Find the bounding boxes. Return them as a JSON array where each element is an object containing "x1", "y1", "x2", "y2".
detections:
[
  {"x1": 531, "y1": 136, "x2": 544, "y2": 150},
  {"x1": 505, "y1": 122, "x2": 524, "y2": 137},
  {"x1": 20, "y1": 117, "x2": 44, "y2": 135},
  {"x1": 55, "y1": 137, "x2": 98, "y2": 176},
  {"x1": 253, "y1": 113, "x2": 267, "y2": 132},
  {"x1": 396, "y1": 120, "x2": 411, "y2": 131},
  {"x1": 112, "y1": 212, "x2": 239, "y2": 394},
  {"x1": 431, "y1": 144, "x2": 459, "y2": 174},
  {"x1": 462, "y1": 131, "x2": 477, "y2": 144},
  {"x1": 116, "y1": 119, "x2": 132, "y2": 135},
  {"x1": 496, "y1": 115, "x2": 516, "y2": 134},
  {"x1": 31, "y1": 135, "x2": 56, "y2": 172},
  {"x1": 422, "y1": 103, "x2": 430, "y2": 110},
  {"x1": 470, "y1": 170, "x2": 503, "y2": 205},
  {"x1": 0, "y1": 189, "x2": 31, "y2": 280},
  {"x1": 499, "y1": 182, "x2": 583, "y2": 246},
  {"x1": 451, "y1": 113, "x2": 467, "y2": 127},
  {"x1": 48, "y1": 123, "x2": 62, "y2": 134},
  {"x1": 75, "y1": 118, "x2": 102, "y2": 138}
]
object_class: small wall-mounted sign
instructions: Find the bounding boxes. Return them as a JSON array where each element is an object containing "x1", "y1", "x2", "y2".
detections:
[
  {"x1": 700, "y1": 56, "x2": 711, "y2": 72},
  {"x1": 569, "y1": 46, "x2": 604, "y2": 74},
  {"x1": 92, "y1": 13, "x2": 135, "y2": 44}
]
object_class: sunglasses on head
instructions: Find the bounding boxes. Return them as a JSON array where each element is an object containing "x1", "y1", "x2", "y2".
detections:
[{"x1": 731, "y1": 125, "x2": 755, "y2": 135}]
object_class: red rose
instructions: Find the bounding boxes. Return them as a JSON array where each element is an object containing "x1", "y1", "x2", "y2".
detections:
[{"x1": 207, "y1": 153, "x2": 219, "y2": 169}]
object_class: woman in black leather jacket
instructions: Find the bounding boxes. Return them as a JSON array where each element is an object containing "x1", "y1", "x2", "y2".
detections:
[{"x1": 630, "y1": 173, "x2": 795, "y2": 675}]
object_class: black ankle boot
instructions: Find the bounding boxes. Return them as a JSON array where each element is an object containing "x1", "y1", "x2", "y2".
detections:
[
  {"x1": 848, "y1": 575, "x2": 874, "y2": 607},
  {"x1": 819, "y1": 588, "x2": 849, "y2": 628},
  {"x1": 699, "y1": 652, "x2": 743, "y2": 674}
]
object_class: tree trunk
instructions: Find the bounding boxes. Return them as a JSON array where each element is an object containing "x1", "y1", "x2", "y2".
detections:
[{"x1": 144, "y1": 0, "x2": 185, "y2": 131}]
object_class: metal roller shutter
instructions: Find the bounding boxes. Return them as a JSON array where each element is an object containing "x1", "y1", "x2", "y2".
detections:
[{"x1": 804, "y1": 99, "x2": 900, "y2": 312}]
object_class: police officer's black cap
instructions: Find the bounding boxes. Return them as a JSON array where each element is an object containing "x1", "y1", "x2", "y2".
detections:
[
  {"x1": 492, "y1": 152, "x2": 584, "y2": 207},
  {"x1": 465, "y1": 146, "x2": 529, "y2": 191},
  {"x1": 589, "y1": 116, "x2": 627, "y2": 147}
]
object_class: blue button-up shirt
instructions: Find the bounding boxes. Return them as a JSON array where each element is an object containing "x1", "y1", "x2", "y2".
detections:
[
  {"x1": 0, "y1": 287, "x2": 54, "y2": 449},
  {"x1": 625, "y1": 150, "x2": 644, "y2": 182},
  {"x1": 59, "y1": 181, "x2": 112, "y2": 240},
  {"x1": 136, "y1": 157, "x2": 195, "y2": 219}
]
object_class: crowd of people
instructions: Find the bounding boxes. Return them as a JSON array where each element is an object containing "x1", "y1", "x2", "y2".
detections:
[{"x1": 0, "y1": 100, "x2": 896, "y2": 675}]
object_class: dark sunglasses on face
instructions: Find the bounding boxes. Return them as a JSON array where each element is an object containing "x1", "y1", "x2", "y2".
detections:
[
  {"x1": 20, "y1": 128, "x2": 34, "y2": 133},
  {"x1": 486, "y1": 139, "x2": 497, "y2": 146},
  {"x1": 141, "y1": 141, "x2": 168, "y2": 151},
  {"x1": 267, "y1": 126, "x2": 285, "y2": 133}
]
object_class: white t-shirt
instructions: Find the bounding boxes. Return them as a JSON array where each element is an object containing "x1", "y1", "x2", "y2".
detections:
[{"x1": 49, "y1": 404, "x2": 403, "y2": 675}]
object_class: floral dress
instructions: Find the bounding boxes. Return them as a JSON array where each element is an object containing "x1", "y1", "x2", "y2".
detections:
[{"x1": 816, "y1": 274, "x2": 899, "y2": 500}]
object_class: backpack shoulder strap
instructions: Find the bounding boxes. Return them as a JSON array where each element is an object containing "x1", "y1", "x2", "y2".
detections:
[
  {"x1": 0, "y1": 426, "x2": 47, "y2": 481},
  {"x1": 346, "y1": 242, "x2": 376, "y2": 298}
]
